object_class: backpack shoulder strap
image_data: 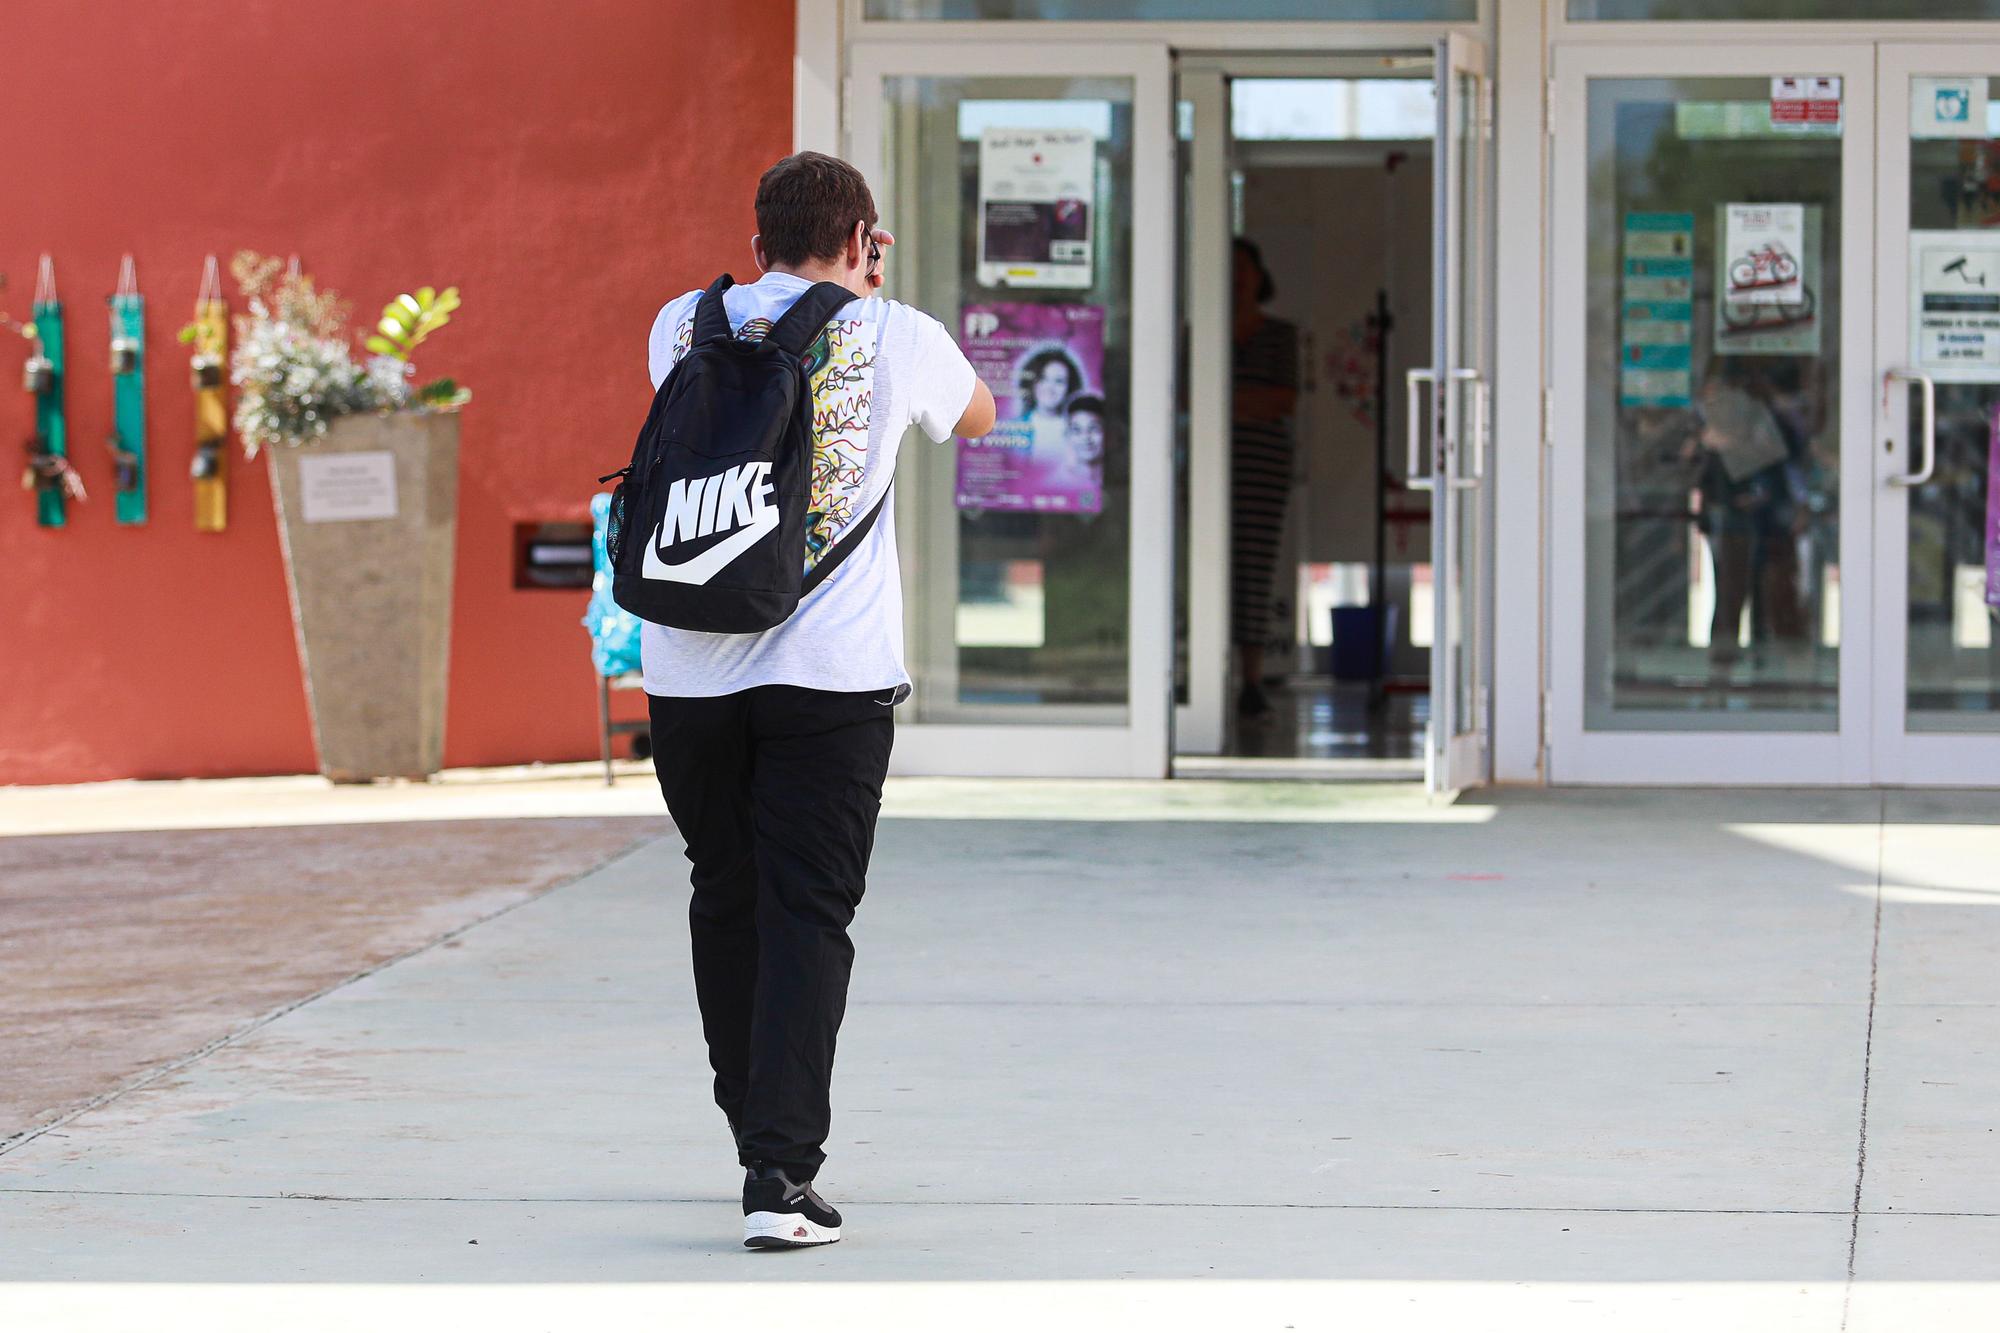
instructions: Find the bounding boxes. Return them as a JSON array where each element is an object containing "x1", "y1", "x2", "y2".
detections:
[
  {"x1": 691, "y1": 274, "x2": 736, "y2": 344},
  {"x1": 801, "y1": 475, "x2": 893, "y2": 597},
  {"x1": 768, "y1": 281, "x2": 858, "y2": 358}
]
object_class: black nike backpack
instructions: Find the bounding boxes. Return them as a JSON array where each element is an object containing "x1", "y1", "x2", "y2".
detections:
[{"x1": 601, "y1": 274, "x2": 881, "y2": 634}]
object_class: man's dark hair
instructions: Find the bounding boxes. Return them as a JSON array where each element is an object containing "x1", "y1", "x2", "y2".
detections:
[
  {"x1": 755, "y1": 152, "x2": 879, "y2": 267},
  {"x1": 1065, "y1": 393, "x2": 1105, "y2": 420}
]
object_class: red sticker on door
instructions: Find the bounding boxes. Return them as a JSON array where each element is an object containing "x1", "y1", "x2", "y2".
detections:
[{"x1": 1771, "y1": 76, "x2": 1841, "y2": 127}]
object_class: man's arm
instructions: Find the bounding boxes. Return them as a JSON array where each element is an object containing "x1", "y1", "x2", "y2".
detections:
[{"x1": 954, "y1": 379, "x2": 997, "y2": 439}]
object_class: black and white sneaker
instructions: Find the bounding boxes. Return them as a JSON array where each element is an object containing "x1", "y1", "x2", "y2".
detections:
[{"x1": 742, "y1": 1167, "x2": 842, "y2": 1249}]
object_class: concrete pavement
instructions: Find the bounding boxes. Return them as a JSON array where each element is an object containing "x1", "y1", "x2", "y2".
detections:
[
  {"x1": 0, "y1": 815, "x2": 654, "y2": 1140},
  {"x1": 3, "y1": 780, "x2": 1999, "y2": 1329}
]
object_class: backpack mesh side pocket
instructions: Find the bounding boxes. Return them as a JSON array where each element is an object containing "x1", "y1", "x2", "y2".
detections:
[{"x1": 605, "y1": 480, "x2": 630, "y2": 569}]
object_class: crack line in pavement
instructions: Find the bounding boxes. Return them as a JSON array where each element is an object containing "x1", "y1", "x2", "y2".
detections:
[
  {"x1": 1840, "y1": 794, "x2": 1887, "y2": 1330},
  {"x1": 849, "y1": 999, "x2": 1875, "y2": 1009},
  {"x1": 4, "y1": 1186, "x2": 1977, "y2": 1217},
  {"x1": 0, "y1": 834, "x2": 666, "y2": 1162}
]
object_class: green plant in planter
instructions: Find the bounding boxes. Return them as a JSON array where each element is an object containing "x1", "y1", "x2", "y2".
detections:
[
  {"x1": 367, "y1": 287, "x2": 470, "y2": 409},
  {"x1": 226, "y1": 252, "x2": 471, "y2": 453}
]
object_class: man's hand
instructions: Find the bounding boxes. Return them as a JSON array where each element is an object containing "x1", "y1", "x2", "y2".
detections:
[{"x1": 867, "y1": 228, "x2": 895, "y2": 290}]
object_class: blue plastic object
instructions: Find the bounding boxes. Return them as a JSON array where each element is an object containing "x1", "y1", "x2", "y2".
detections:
[
  {"x1": 584, "y1": 492, "x2": 643, "y2": 678},
  {"x1": 1329, "y1": 605, "x2": 1382, "y2": 681}
]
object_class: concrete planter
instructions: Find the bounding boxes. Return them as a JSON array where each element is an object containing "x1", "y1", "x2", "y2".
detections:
[{"x1": 267, "y1": 412, "x2": 461, "y2": 782}]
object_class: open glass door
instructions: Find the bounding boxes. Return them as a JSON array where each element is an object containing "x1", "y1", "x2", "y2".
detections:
[
  {"x1": 848, "y1": 41, "x2": 1174, "y2": 778},
  {"x1": 1411, "y1": 31, "x2": 1491, "y2": 792},
  {"x1": 1175, "y1": 63, "x2": 1232, "y2": 757},
  {"x1": 1875, "y1": 46, "x2": 2000, "y2": 785}
]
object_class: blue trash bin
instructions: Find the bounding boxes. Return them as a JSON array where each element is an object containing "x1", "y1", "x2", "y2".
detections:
[{"x1": 1329, "y1": 605, "x2": 1382, "y2": 681}]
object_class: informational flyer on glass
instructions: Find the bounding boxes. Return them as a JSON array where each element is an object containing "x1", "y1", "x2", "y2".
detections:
[
  {"x1": 956, "y1": 302, "x2": 1105, "y2": 515},
  {"x1": 1911, "y1": 230, "x2": 2000, "y2": 375},
  {"x1": 977, "y1": 128, "x2": 1095, "y2": 290},
  {"x1": 1619, "y1": 212, "x2": 1694, "y2": 409},
  {"x1": 1715, "y1": 204, "x2": 1821, "y2": 356},
  {"x1": 1722, "y1": 203, "x2": 1805, "y2": 306}
]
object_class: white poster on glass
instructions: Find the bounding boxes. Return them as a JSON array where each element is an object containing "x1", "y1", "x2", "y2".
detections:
[
  {"x1": 977, "y1": 128, "x2": 1095, "y2": 290},
  {"x1": 1714, "y1": 204, "x2": 1821, "y2": 356},
  {"x1": 1722, "y1": 204, "x2": 1805, "y2": 307},
  {"x1": 1910, "y1": 230, "x2": 2000, "y2": 375}
]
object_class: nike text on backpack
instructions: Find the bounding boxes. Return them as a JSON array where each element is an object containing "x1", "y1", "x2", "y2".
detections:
[{"x1": 601, "y1": 274, "x2": 888, "y2": 634}]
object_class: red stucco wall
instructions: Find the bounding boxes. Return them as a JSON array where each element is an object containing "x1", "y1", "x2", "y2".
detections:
[{"x1": 0, "y1": 0, "x2": 795, "y2": 784}]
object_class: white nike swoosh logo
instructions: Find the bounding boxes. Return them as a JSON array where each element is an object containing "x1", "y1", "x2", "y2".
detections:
[{"x1": 641, "y1": 505, "x2": 781, "y2": 585}]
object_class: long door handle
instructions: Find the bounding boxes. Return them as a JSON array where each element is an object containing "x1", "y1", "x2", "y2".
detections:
[
  {"x1": 1406, "y1": 367, "x2": 1438, "y2": 491},
  {"x1": 1883, "y1": 367, "x2": 1936, "y2": 488},
  {"x1": 1449, "y1": 368, "x2": 1486, "y2": 489}
]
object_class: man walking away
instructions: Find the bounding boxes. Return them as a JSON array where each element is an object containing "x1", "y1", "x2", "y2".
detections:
[{"x1": 643, "y1": 152, "x2": 996, "y2": 1249}]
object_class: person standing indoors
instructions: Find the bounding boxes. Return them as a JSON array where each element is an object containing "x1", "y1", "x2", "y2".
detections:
[
  {"x1": 643, "y1": 153, "x2": 997, "y2": 1249},
  {"x1": 1229, "y1": 237, "x2": 1301, "y2": 719}
]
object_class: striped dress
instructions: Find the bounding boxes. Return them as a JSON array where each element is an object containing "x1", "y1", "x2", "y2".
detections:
[{"x1": 1230, "y1": 315, "x2": 1300, "y2": 648}]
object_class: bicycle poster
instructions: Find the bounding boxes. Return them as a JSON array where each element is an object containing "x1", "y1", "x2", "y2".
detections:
[
  {"x1": 1714, "y1": 204, "x2": 1820, "y2": 357},
  {"x1": 1722, "y1": 203, "x2": 1805, "y2": 307}
]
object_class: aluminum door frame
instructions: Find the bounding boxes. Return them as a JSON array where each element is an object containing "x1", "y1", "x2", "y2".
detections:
[
  {"x1": 849, "y1": 40, "x2": 1177, "y2": 778},
  {"x1": 1873, "y1": 42, "x2": 2000, "y2": 786},
  {"x1": 1546, "y1": 41, "x2": 1878, "y2": 785}
]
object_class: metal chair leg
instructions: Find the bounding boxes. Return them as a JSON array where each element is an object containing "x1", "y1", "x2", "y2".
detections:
[{"x1": 598, "y1": 672, "x2": 613, "y2": 786}]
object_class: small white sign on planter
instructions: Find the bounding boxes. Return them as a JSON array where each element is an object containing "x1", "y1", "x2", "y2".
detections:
[{"x1": 298, "y1": 450, "x2": 399, "y2": 523}]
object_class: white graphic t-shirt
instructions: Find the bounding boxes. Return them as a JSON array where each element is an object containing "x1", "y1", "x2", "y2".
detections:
[{"x1": 642, "y1": 272, "x2": 977, "y2": 698}]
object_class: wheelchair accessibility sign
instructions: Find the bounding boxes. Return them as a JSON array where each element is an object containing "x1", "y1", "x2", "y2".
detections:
[{"x1": 1912, "y1": 76, "x2": 1988, "y2": 139}]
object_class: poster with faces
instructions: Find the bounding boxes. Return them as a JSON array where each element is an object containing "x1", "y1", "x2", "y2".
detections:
[
  {"x1": 955, "y1": 302, "x2": 1105, "y2": 516},
  {"x1": 977, "y1": 128, "x2": 1096, "y2": 291}
]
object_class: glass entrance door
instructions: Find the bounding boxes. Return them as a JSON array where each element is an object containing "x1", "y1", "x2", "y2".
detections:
[
  {"x1": 848, "y1": 41, "x2": 1175, "y2": 777},
  {"x1": 1876, "y1": 46, "x2": 2000, "y2": 785},
  {"x1": 1173, "y1": 46, "x2": 1487, "y2": 790},
  {"x1": 1415, "y1": 31, "x2": 1492, "y2": 791},
  {"x1": 1549, "y1": 43, "x2": 1877, "y2": 784}
]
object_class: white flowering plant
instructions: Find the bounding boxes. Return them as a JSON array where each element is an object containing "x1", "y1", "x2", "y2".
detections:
[{"x1": 221, "y1": 251, "x2": 468, "y2": 456}]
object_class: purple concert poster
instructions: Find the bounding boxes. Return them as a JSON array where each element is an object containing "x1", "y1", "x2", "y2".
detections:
[
  {"x1": 955, "y1": 302, "x2": 1106, "y2": 515},
  {"x1": 1988, "y1": 404, "x2": 2000, "y2": 608}
]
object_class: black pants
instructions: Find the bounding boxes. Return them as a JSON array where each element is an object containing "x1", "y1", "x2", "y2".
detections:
[{"x1": 648, "y1": 685, "x2": 895, "y2": 1180}]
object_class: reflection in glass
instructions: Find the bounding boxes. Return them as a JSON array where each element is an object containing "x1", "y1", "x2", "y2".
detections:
[
  {"x1": 1907, "y1": 91, "x2": 2000, "y2": 730},
  {"x1": 882, "y1": 76, "x2": 1134, "y2": 721},
  {"x1": 1583, "y1": 78, "x2": 1841, "y2": 731},
  {"x1": 1572, "y1": 0, "x2": 2000, "y2": 17}
]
